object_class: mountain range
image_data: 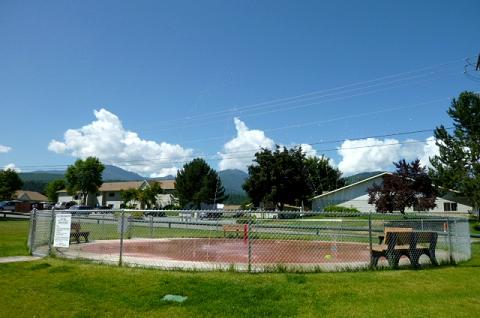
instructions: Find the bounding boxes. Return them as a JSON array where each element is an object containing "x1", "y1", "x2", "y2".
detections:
[
  {"x1": 19, "y1": 164, "x2": 381, "y2": 200},
  {"x1": 19, "y1": 165, "x2": 249, "y2": 197}
]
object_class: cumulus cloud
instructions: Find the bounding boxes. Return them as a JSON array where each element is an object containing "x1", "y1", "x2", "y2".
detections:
[
  {"x1": 48, "y1": 109, "x2": 193, "y2": 177},
  {"x1": 0, "y1": 145, "x2": 11, "y2": 153},
  {"x1": 4, "y1": 163, "x2": 21, "y2": 172},
  {"x1": 337, "y1": 137, "x2": 439, "y2": 175},
  {"x1": 218, "y1": 118, "x2": 275, "y2": 171},
  {"x1": 299, "y1": 143, "x2": 318, "y2": 158}
]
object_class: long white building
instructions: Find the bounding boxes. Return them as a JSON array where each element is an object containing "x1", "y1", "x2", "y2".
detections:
[{"x1": 311, "y1": 172, "x2": 472, "y2": 214}]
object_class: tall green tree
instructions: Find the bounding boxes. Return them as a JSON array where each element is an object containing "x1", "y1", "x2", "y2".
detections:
[
  {"x1": 175, "y1": 158, "x2": 226, "y2": 209},
  {"x1": 430, "y1": 91, "x2": 480, "y2": 218},
  {"x1": 120, "y1": 183, "x2": 163, "y2": 209},
  {"x1": 243, "y1": 146, "x2": 316, "y2": 210},
  {"x1": 304, "y1": 156, "x2": 345, "y2": 196},
  {"x1": 0, "y1": 169, "x2": 23, "y2": 201},
  {"x1": 138, "y1": 182, "x2": 163, "y2": 209},
  {"x1": 44, "y1": 179, "x2": 66, "y2": 202},
  {"x1": 120, "y1": 188, "x2": 138, "y2": 208},
  {"x1": 65, "y1": 157, "x2": 105, "y2": 205},
  {"x1": 368, "y1": 159, "x2": 437, "y2": 213}
]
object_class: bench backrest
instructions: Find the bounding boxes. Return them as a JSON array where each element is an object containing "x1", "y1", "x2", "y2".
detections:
[
  {"x1": 71, "y1": 222, "x2": 81, "y2": 232},
  {"x1": 223, "y1": 224, "x2": 244, "y2": 231},
  {"x1": 385, "y1": 231, "x2": 437, "y2": 250},
  {"x1": 384, "y1": 227, "x2": 412, "y2": 238}
]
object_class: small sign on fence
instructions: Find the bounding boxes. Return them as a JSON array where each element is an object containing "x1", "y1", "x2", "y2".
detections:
[{"x1": 53, "y1": 213, "x2": 72, "y2": 248}]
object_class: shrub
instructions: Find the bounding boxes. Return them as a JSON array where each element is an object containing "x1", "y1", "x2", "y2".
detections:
[
  {"x1": 277, "y1": 212, "x2": 302, "y2": 219},
  {"x1": 474, "y1": 223, "x2": 480, "y2": 231},
  {"x1": 323, "y1": 205, "x2": 360, "y2": 213},
  {"x1": 130, "y1": 211, "x2": 144, "y2": 219}
]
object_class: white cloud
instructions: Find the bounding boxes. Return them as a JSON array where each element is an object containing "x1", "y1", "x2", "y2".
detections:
[
  {"x1": 4, "y1": 163, "x2": 21, "y2": 172},
  {"x1": 299, "y1": 143, "x2": 318, "y2": 158},
  {"x1": 0, "y1": 145, "x2": 11, "y2": 153},
  {"x1": 419, "y1": 136, "x2": 439, "y2": 168},
  {"x1": 48, "y1": 108, "x2": 193, "y2": 177},
  {"x1": 337, "y1": 137, "x2": 439, "y2": 175},
  {"x1": 218, "y1": 118, "x2": 275, "y2": 171}
]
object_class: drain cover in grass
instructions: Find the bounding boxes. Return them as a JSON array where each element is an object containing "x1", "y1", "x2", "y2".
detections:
[{"x1": 162, "y1": 294, "x2": 188, "y2": 303}]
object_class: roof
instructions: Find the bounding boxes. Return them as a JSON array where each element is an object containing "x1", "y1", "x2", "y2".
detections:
[
  {"x1": 15, "y1": 190, "x2": 48, "y2": 202},
  {"x1": 151, "y1": 179, "x2": 176, "y2": 190},
  {"x1": 100, "y1": 179, "x2": 176, "y2": 192},
  {"x1": 58, "y1": 179, "x2": 177, "y2": 193},
  {"x1": 99, "y1": 181, "x2": 146, "y2": 192},
  {"x1": 311, "y1": 172, "x2": 390, "y2": 200}
]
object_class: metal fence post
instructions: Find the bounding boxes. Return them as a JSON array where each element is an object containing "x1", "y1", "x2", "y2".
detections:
[
  {"x1": 248, "y1": 212, "x2": 252, "y2": 273},
  {"x1": 28, "y1": 208, "x2": 37, "y2": 255},
  {"x1": 447, "y1": 217, "x2": 454, "y2": 264},
  {"x1": 119, "y1": 211, "x2": 125, "y2": 266},
  {"x1": 150, "y1": 215, "x2": 154, "y2": 238},
  {"x1": 48, "y1": 208, "x2": 56, "y2": 255},
  {"x1": 368, "y1": 212, "x2": 373, "y2": 268}
]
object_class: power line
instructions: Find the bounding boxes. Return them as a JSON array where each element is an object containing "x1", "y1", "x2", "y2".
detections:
[
  {"x1": 153, "y1": 69, "x2": 462, "y2": 131},
  {"x1": 152, "y1": 56, "x2": 469, "y2": 126}
]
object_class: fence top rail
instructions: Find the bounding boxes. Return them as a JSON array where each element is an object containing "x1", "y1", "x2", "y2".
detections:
[{"x1": 33, "y1": 208, "x2": 470, "y2": 221}]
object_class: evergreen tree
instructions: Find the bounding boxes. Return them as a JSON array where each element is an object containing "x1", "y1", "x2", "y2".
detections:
[
  {"x1": 430, "y1": 91, "x2": 480, "y2": 217},
  {"x1": 175, "y1": 158, "x2": 226, "y2": 209}
]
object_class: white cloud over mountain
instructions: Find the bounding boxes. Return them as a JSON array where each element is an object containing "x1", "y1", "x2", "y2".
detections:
[
  {"x1": 218, "y1": 118, "x2": 275, "y2": 171},
  {"x1": 4, "y1": 163, "x2": 20, "y2": 172},
  {"x1": 48, "y1": 109, "x2": 193, "y2": 177},
  {"x1": 0, "y1": 145, "x2": 11, "y2": 153},
  {"x1": 337, "y1": 137, "x2": 439, "y2": 175}
]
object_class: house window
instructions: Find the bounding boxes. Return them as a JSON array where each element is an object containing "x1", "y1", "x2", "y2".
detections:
[
  {"x1": 444, "y1": 202, "x2": 458, "y2": 212},
  {"x1": 109, "y1": 192, "x2": 115, "y2": 197}
]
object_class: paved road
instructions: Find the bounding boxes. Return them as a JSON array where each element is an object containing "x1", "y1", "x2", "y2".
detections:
[{"x1": 0, "y1": 256, "x2": 42, "y2": 263}]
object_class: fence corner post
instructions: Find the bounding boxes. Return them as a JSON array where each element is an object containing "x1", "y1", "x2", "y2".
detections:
[
  {"x1": 247, "y1": 211, "x2": 252, "y2": 273},
  {"x1": 28, "y1": 208, "x2": 37, "y2": 255},
  {"x1": 368, "y1": 212, "x2": 373, "y2": 268},
  {"x1": 119, "y1": 210, "x2": 125, "y2": 266},
  {"x1": 447, "y1": 216, "x2": 454, "y2": 264},
  {"x1": 48, "y1": 208, "x2": 56, "y2": 256}
]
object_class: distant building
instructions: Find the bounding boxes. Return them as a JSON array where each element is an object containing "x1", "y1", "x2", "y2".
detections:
[
  {"x1": 15, "y1": 190, "x2": 48, "y2": 203},
  {"x1": 311, "y1": 172, "x2": 472, "y2": 214},
  {"x1": 57, "y1": 179, "x2": 176, "y2": 209}
]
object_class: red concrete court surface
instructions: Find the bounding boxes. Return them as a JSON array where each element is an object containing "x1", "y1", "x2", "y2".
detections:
[{"x1": 71, "y1": 238, "x2": 372, "y2": 270}]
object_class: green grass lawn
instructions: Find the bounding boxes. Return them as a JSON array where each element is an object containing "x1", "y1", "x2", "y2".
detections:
[
  {"x1": 0, "y1": 219, "x2": 30, "y2": 257},
  {"x1": 0, "y1": 220, "x2": 480, "y2": 317}
]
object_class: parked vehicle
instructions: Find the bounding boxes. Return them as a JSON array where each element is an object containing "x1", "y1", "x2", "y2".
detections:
[
  {"x1": 144, "y1": 210, "x2": 166, "y2": 217},
  {"x1": 199, "y1": 211, "x2": 223, "y2": 219},
  {"x1": 54, "y1": 201, "x2": 76, "y2": 209},
  {"x1": 0, "y1": 200, "x2": 20, "y2": 212},
  {"x1": 69, "y1": 205, "x2": 93, "y2": 215}
]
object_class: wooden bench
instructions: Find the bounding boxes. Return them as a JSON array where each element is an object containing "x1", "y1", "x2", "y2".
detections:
[
  {"x1": 70, "y1": 222, "x2": 90, "y2": 244},
  {"x1": 372, "y1": 231, "x2": 438, "y2": 268},
  {"x1": 223, "y1": 224, "x2": 246, "y2": 238},
  {"x1": 378, "y1": 227, "x2": 413, "y2": 244}
]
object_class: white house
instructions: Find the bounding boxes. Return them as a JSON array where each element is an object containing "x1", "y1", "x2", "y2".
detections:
[
  {"x1": 311, "y1": 172, "x2": 472, "y2": 214},
  {"x1": 57, "y1": 179, "x2": 176, "y2": 209}
]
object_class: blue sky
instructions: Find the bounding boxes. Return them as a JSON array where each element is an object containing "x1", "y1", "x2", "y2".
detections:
[{"x1": 0, "y1": 1, "x2": 478, "y2": 176}]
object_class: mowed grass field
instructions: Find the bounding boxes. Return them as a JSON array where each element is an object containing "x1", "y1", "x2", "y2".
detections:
[{"x1": 0, "y1": 220, "x2": 479, "y2": 317}]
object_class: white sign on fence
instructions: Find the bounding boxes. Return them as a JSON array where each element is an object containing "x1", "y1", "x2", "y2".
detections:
[{"x1": 53, "y1": 213, "x2": 72, "y2": 248}]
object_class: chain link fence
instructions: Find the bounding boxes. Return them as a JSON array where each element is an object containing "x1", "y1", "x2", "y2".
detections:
[{"x1": 28, "y1": 209, "x2": 471, "y2": 272}]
